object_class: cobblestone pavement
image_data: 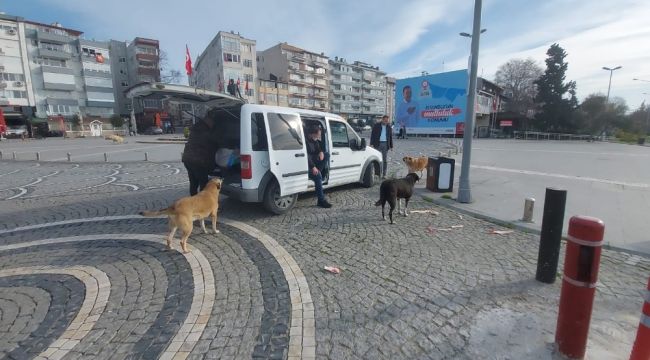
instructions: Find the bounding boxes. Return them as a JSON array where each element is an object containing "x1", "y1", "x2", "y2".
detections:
[{"x1": 0, "y1": 139, "x2": 648, "y2": 359}]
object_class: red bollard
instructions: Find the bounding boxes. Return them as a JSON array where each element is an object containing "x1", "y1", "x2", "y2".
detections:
[
  {"x1": 629, "y1": 278, "x2": 650, "y2": 360},
  {"x1": 555, "y1": 216, "x2": 605, "y2": 359}
]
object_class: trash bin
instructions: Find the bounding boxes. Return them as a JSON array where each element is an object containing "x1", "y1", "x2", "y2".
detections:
[{"x1": 426, "y1": 157, "x2": 455, "y2": 192}]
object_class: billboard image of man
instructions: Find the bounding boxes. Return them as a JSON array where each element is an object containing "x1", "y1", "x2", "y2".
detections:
[{"x1": 396, "y1": 85, "x2": 418, "y2": 127}]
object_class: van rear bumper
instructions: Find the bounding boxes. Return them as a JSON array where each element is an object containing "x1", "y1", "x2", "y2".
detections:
[{"x1": 222, "y1": 183, "x2": 262, "y2": 202}]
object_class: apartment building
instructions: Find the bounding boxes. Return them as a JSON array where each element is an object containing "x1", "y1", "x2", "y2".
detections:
[
  {"x1": 257, "y1": 42, "x2": 328, "y2": 111},
  {"x1": 23, "y1": 20, "x2": 86, "y2": 129},
  {"x1": 193, "y1": 31, "x2": 256, "y2": 103},
  {"x1": 258, "y1": 78, "x2": 289, "y2": 107},
  {"x1": 109, "y1": 37, "x2": 161, "y2": 119},
  {"x1": 328, "y1": 57, "x2": 386, "y2": 123},
  {"x1": 77, "y1": 39, "x2": 115, "y2": 120},
  {"x1": 385, "y1": 76, "x2": 396, "y2": 122}
]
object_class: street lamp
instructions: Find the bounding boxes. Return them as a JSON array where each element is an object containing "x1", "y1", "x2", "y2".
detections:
[
  {"x1": 457, "y1": 0, "x2": 484, "y2": 204},
  {"x1": 634, "y1": 92, "x2": 650, "y2": 135},
  {"x1": 459, "y1": 29, "x2": 486, "y2": 37},
  {"x1": 602, "y1": 66, "x2": 622, "y2": 103}
]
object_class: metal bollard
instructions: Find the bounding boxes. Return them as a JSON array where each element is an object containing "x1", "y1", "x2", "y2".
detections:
[
  {"x1": 36, "y1": 152, "x2": 40, "y2": 161},
  {"x1": 104, "y1": 153, "x2": 108, "y2": 162},
  {"x1": 629, "y1": 277, "x2": 650, "y2": 360},
  {"x1": 0, "y1": 151, "x2": 3, "y2": 160},
  {"x1": 535, "y1": 188, "x2": 567, "y2": 284},
  {"x1": 67, "y1": 152, "x2": 71, "y2": 161},
  {"x1": 12, "y1": 152, "x2": 16, "y2": 160},
  {"x1": 144, "y1": 152, "x2": 148, "y2": 161},
  {"x1": 555, "y1": 216, "x2": 604, "y2": 359},
  {"x1": 522, "y1": 198, "x2": 535, "y2": 222}
]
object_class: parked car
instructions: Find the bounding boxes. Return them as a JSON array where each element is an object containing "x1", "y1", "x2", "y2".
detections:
[
  {"x1": 143, "y1": 126, "x2": 163, "y2": 135},
  {"x1": 127, "y1": 83, "x2": 383, "y2": 214}
]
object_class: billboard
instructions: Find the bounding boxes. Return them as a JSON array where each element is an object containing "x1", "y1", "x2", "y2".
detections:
[{"x1": 395, "y1": 70, "x2": 468, "y2": 135}]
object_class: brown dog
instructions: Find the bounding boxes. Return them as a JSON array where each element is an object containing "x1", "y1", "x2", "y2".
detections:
[
  {"x1": 403, "y1": 156, "x2": 428, "y2": 176},
  {"x1": 140, "y1": 178, "x2": 222, "y2": 253}
]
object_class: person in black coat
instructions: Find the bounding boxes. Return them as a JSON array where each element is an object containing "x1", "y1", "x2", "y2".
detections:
[
  {"x1": 306, "y1": 125, "x2": 332, "y2": 208},
  {"x1": 182, "y1": 113, "x2": 219, "y2": 195},
  {"x1": 370, "y1": 115, "x2": 393, "y2": 178}
]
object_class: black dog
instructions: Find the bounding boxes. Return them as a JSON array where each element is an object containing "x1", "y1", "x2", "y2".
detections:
[{"x1": 374, "y1": 173, "x2": 420, "y2": 224}]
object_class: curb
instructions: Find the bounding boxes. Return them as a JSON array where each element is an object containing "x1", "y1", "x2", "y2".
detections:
[
  {"x1": 417, "y1": 189, "x2": 650, "y2": 259},
  {"x1": 135, "y1": 140, "x2": 187, "y2": 144}
]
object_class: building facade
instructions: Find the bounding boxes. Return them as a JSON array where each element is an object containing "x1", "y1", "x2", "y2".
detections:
[
  {"x1": 23, "y1": 20, "x2": 86, "y2": 129},
  {"x1": 328, "y1": 57, "x2": 386, "y2": 123},
  {"x1": 193, "y1": 31, "x2": 256, "y2": 103},
  {"x1": 109, "y1": 37, "x2": 161, "y2": 118},
  {"x1": 77, "y1": 39, "x2": 115, "y2": 120},
  {"x1": 257, "y1": 43, "x2": 328, "y2": 111},
  {"x1": 257, "y1": 79, "x2": 288, "y2": 107},
  {"x1": 385, "y1": 76, "x2": 396, "y2": 122}
]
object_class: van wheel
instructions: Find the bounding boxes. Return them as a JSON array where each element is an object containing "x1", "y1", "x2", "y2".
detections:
[
  {"x1": 361, "y1": 163, "x2": 375, "y2": 188},
  {"x1": 263, "y1": 180, "x2": 297, "y2": 215}
]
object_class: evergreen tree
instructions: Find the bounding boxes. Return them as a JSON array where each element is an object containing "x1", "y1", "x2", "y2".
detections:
[{"x1": 534, "y1": 44, "x2": 578, "y2": 132}]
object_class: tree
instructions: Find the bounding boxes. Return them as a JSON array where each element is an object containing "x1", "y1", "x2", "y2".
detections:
[
  {"x1": 534, "y1": 44, "x2": 578, "y2": 132},
  {"x1": 494, "y1": 58, "x2": 543, "y2": 116},
  {"x1": 110, "y1": 114, "x2": 125, "y2": 129},
  {"x1": 575, "y1": 94, "x2": 627, "y2": 135},
  {"x1": 71, "y1": 114, "x2": 82, "y2": 131},
  {"x1": 159, "y1": 50, "x2": 182, "y2": 84},
  {"x1": 624, "y1": 102, "x2": 648, "y2": 134}
]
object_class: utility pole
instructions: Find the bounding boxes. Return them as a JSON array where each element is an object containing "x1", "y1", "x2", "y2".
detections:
[{"x1": 457, "y1": 0, "x2": 483, "y2": 204}]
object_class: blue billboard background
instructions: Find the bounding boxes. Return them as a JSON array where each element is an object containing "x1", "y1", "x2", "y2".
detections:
[{"x1": 395, "y1": 69, "x2": 468, "y2": 134}]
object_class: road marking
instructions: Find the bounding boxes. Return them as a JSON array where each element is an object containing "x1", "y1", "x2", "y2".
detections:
[
  {"x1": 0, "y1": 233, "x2": 214, "y2": 359},
  {"x1": 0, "y1": 266, "x2": 110, "y2": 360},
  {"x1": 2, "y1": 170, "x2": 60, "y2": 200},
  {"x1": 49, "y1": 144, "x2": 170, "y2": 161},
  {"x1": 467, "y1": 163, "x2": 650, "y2": 189},
  {"x1": 473, "y1": 147, "x2": 650, "y2": 157},
  {"x1": 0, "y1": 169, "x2": 21, "y2": 177}
]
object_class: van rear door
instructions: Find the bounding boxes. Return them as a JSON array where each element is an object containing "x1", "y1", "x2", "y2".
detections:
[{"x1": 264, "y1": 111, "x2": 308, "y2": 196}]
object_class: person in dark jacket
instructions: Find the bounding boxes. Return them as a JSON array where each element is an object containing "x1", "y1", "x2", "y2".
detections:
[
  {"x1": 182, "y1": 113, "x2": 219, "y2": 195},
  {"x1": 306, "y1": 125, "x2": 332, "y2": 208},
  {"x1": 370, "y1": 115, "x2": 393, "y2": 178}
]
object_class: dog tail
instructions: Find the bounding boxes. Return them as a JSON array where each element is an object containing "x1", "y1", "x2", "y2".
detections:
[{"x1": 140, "y1": 206, "x2": 175, "y2": 217}]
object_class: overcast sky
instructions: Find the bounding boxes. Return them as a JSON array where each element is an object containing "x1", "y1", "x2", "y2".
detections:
[{"x1": 5, "y1": 0, "x2": 650, "y2": 109}]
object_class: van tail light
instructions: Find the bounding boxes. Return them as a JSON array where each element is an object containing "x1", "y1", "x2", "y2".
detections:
[{"x1": 240, "y1": 154, "x2": 252, "y2": 179}]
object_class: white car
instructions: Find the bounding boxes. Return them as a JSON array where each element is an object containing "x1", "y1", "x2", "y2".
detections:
[{"x1": 127, "y1": 83, "x2": 383, "y2": 214}]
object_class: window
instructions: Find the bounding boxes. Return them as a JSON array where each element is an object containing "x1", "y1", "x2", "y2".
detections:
[
  {"x1": 241, "y1": 44, "x2": 252, "y2": 52},
  {"x1": 246, "y1": 89, "x2": 254, "y2": 96},
  {"x1": 267, "y1": 113, "x2": 303, "y2": 150},
  {"x1": 266, "y1": 93, "x2": 277, "y2": 103},
  {"x1": 244, "y1": 74, "x2": 253, "y2": 82},
  {"x1": 119, "y1": 57, "x2": 126, "y2": 63},
  {"x1": 223, "y1": 53, "x2": 240, "y2": 63},
  {"x1": 40, "y1": 42, "x2": 65, "y2": 52},
  {"x1": 329, "y1": 121, "x2": 350, "y2": 147},
  {"x1": 251, "y1": 113, "x2": 268, "y2": 151},
  {"x1": 221, "y1": 37, "x2": 240, "y2": 52},
  {"x1": 47, "y1": 104, "x2": 79, "y2": 115},
  {"x1": 2, "y1": 73, "x2": 25, "y2": 82},
  {"x1": 278, "y1": 95, "x2": 288, "y2": 104},
  {"x1": 121, "y1": 81, "x2": 129, "y2": 87},
  {"x1": 243, "y1": 59, "x2": 253, "y2": 67},
  {"x1": 143, "y1": 99, "x2": 162, "y2": 108},
  {"x1": 11, "y1": 91, "x2": 27, "y2": 99}
]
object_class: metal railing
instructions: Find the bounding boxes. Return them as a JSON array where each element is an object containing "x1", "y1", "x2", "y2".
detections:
[{"x1": 513, "y1": 131, "x2": 595, "y2": 141}]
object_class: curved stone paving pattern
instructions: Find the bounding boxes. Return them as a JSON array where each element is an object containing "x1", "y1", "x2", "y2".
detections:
[
  {"x1": 1, "y1": 156, "x2": 649, "y2": 359},
  {"x1": 0, "y1": 217, "x2": 315, "y2": 359}
]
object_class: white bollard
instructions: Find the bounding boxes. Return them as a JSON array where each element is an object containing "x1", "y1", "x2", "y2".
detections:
[
  {"x1": 522, "y1": 198, "x2": 535, "y2": 222},
  {"x1": 36, "y1": 152, "x2": 40, "y2": 161},
  {"x1": 12, "y1": 152, "x2": 16, "y2": 160},
  {"x1": 104, "y1": 153, "x2": 108, "y2": 162},
  {"x1": 144, "y1": 152, "x2": 148, "y2": 161},
  {"x1": 67, "y1": 152, "x2": 71, "y2": 161}
]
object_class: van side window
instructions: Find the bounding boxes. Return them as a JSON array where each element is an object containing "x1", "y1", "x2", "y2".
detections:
[
  {"x1": 267, "y1": 113, "x2": 303, "y2": 150},
  {"x1": 329, "y1": 121, "x2": 350, "y2": 147},
  {"x1": 251, "y1": 113, "x2": 268, "y2": 151}
]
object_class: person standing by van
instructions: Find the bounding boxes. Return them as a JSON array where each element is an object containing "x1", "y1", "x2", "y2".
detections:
[
  {"x1": 370, "y1": 115, "x2": 393, "y2": 178},
  {"x1": 182, "y1": 113, "x2": 219, "y2": 195},
  {"x1": 306, "y1": 125, "x2": 332, "y2": 208}
]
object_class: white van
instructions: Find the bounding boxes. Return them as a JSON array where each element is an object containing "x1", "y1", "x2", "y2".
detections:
[{"x1": 127, "y1": 83, "x2": 382, "y2": 214}]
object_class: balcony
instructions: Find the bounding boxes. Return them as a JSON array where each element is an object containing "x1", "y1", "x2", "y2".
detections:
[
  {"x1": 362, "y1": 83, "x2": 384, "y2": 90},
  {"x1": 138, "y1": 67, "x2": 160, "y2": 77},
  {"x1": 313, "y1": 82, "x2": 328, "y2": 89},
  {"x1": 136, "y1": 53, "x2": 159, "y2": 62},
  {"x1": 37, "y1": 30, "x2": 72, "y2": 44},
  {"x1": 43, "y1": 65, "x2": 74, "y2": 75},
  {"x1": 291, "y1": 53, "x2": 306, "y2": 62},
  {"x1": 39, "y1": 48, "x2": 71, "y2": 60}
]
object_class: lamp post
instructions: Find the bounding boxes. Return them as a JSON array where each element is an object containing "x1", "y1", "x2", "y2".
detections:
[
  {"x1": 457, "y1": 0, "x2": 484, "y2": 204},
  {"x1": 602, "y1": 66, "x2": 622, "y2": 103},
  {"x1": 634, "y1": 92, "x2": 650, "y2": 135}
]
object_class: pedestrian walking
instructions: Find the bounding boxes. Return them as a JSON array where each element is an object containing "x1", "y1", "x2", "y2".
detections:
[{"x1": 370, "y1": 115, "x2": 393, "y2": 178}]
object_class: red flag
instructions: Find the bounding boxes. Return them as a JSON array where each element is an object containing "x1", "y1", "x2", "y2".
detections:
[
  {"x1": 237, "y1": 78, "x2": 240, "y2": 86},
  {"x1": 185, "y1": 45, "x2": 192, "y2": 76}
]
